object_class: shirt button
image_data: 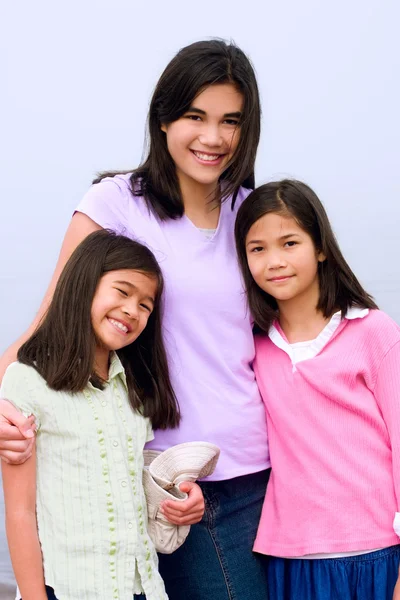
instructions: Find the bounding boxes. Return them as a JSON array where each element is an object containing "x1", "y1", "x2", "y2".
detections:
[
  {"x1": 101, "y1": 401, "x2": 107, "y2": 407},
  {"x1": 128, "y1": 522, "x2": 133, "y2": 529},
  {"x1": 113, "y1": 440, "x2": 118, "y2": 447},
  {"x1": 121, "y1": 480, "x2": 127, "y2": 488}
]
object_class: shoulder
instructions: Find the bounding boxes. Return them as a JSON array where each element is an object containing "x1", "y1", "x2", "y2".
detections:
[
  {"x1": 345, "y1": 309, "x2": 400, "y2": 365},
  {"x1": 349, "y1": 309, "x2": 400, "y2": 343},
  {"x1": 0, "y1": 362, "x2": 47, "y2": 417},
  {"x1": 80, "y1": 173, "x2": 134, "y2": 207},
  {"x1": 231, "y1": 186, "x2": 253, "y2": 214},
  {"x1": 1, "y1": 361, "x2": 42, "y2": 389},
  {"x1": 76, "y1": 173, "x2": 149, "y2": 234}
]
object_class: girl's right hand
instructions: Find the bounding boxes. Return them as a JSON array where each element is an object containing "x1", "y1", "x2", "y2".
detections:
[{"x1": 0, "y1": 400, "x2": 35, "y2": 464}]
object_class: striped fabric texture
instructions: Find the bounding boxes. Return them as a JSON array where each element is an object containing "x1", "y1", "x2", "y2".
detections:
[{"x1": 1, "y1": 354, "x2": 168, "y2": 600}]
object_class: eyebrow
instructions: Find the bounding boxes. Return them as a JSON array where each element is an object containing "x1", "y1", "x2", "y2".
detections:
[
  {"x1": 246, "y1": 233, "x2": 301, "y2": 246},
  {"x1": 280, "y1": 233, "x2": 301, "y2": 240},
  {"x1": 186, "y1": 107, "x2": 242, "y2": 119},
  {"x1": 113, "y1": 280, "x2": 155, "y2": 305}
]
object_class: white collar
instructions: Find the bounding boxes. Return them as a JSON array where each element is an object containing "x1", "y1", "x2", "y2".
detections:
[{"x1": 269, "y1": 308, "x2": 369, "y2": 371}]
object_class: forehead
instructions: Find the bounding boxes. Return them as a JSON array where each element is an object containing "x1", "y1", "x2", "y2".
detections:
[
  {"x1": 101, "y1": 269, "x2": 158, "y2": 293},
  {"x1": 192, "y1": 83, "x2": 243, "y2": 113},
  {"x1": 247, "y1": 213, "x2": 304, "y2": 238}
]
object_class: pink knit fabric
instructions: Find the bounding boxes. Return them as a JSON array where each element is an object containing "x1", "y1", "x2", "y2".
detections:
[{"x1": 253, "y1": 309, "x2": 400, "y2": 557}]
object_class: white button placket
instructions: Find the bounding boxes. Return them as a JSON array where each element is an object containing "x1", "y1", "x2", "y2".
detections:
[
  {"x1": 84, "y1": 385, "x2": 120, "y2": 600},
  {"x1": 113, "y1": 379, "x2": 157, "y2": 591}
]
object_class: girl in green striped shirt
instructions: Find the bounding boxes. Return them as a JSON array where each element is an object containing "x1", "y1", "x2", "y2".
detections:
[{"x1": 1, "y1": 230, "x2": 202, "y2": 600}]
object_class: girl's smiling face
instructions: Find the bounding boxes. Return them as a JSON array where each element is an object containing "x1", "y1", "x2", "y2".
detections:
[
  {"x1": 245, "y1": 212, "x2": 326, "y2": 307},
  {"x1": 91, "y1": 269, "x2": 157, "y2": 355},
  {"x1": 161, "y1": 83, "x2": 243, "y2": 194}
]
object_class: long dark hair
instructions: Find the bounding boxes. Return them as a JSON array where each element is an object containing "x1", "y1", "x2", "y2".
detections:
[
  {"x1": 235, "y1": 179, "x2": 377, "y2": 333},
  {"x1": 94, "y1": 39, "x2": 261, "y2": 219},
  {"x1": 18, "y1": 230, "x2": 180, "y2": 429}
]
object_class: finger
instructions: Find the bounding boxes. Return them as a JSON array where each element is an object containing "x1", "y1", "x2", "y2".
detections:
[
  {"x1": 0, "y1": 439, "x2": 34, "y2": 464},
  {"x1": 178, "y1": 481, "x2": 196, "y2": 493},
  {"x1": 0, "y1": 448, "x2": 34, "y2": 465},
  {"x1": 161, "y1": 502, "x2": 204, "y2": 519},
  {"x1": 162, "y1": 507, "x2": 204, "y2": 521},
  {"x1": 161, "y1": 510, "x2": 203, "y2": 525},
  {"x1": 163, "y1": 495, "x2": 203, "y2": 513},
  {"x1": 0, "y1": 400, "x2": 35, "y2": 438},
  {"x1": 0, "y1": 422, "x2": 32, "y2": 442},
  {"x1": 0, "y1": 438, "x2": 35, "y2": 452}
]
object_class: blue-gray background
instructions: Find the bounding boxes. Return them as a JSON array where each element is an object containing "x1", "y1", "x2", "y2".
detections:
[{"x1": 1, "y1": 0, "x2": 399, "y2": 593}]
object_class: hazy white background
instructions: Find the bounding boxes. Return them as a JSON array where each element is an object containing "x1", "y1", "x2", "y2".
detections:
[{"x1": 1, "y1": 0, "x2": 399, "y2": 591}]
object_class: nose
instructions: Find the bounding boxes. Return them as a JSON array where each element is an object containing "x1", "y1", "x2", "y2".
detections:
[
  {"x1": 123, "y1": 301, "x2": 139, "y2": 320},
  {"x1": 266, "y1": 251, "x2": 287, "y2": 270},
  {"x1": 198, "y1": 123, "x2": 223, "y2": 148}
]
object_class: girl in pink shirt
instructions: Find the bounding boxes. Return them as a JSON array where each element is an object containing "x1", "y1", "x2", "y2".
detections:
[{"x1": 235, "y1": 179, "x2": 400, "y2": 599}]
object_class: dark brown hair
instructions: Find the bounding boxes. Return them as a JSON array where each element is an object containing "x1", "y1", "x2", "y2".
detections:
[
  {"x1": 18, "y1": 230, "x2": 180, "y2": 429},
  {"x1": 235, "y1": 179, "x2": 377, "y2": 333},
  {"x1": 94, "y1": 39, "x2": 261, "y2": 219}
]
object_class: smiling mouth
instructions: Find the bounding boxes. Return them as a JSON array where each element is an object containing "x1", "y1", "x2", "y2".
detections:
[
  {"x1": 191, "y1": 150, "x2": 225, "y2": 163},
  {"x1": 107, "y1": 318, "x2": 131, "y2": 334}
]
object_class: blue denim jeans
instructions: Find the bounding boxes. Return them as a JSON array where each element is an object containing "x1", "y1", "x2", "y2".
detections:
[{"x1": 158, "y1": 468, "x2": 271, "y2": 600}]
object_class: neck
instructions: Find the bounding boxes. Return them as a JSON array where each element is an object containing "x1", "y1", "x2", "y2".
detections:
[
  {"x1": 277, "y1": 285, "x2": 330, "y2": 343},
  {"x1": 179, "y1": 175, "x2": 221, "y2": 228},
  {"x1": 94, "y1": 346, "x2": 111, "y2": 381}
]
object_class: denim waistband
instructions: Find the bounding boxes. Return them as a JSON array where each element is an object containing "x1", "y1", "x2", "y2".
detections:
[{"x1": 198, "y1": 468, "x2": 270, "y2": 494}]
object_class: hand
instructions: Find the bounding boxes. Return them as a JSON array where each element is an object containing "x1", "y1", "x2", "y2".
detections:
[
  {"x1": 0, "y1": 400, "x2": 36, "y2": 464},
  {"x1": 160, "y1": 482, "x2": 205, "y2": 525}
]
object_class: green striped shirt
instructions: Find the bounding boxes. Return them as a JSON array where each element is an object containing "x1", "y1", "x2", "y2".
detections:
[{"x1": 1, "y1": 354, "x2": 167, "y2": 600}]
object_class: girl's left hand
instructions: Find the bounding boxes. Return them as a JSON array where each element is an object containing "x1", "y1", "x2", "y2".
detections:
[{"x1": 160, "y1": 482, "x2": 205, "y2": 525}]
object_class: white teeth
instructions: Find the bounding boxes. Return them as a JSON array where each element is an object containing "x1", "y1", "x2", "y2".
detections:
[
  {"x1": 193, "y1": 151, "x2": 220, "y2": 161},
  {"x1": 109, "y1": 318, "x2": 128, "y2": 333}
]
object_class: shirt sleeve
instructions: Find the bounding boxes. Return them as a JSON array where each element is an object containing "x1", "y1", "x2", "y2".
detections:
[
  {"x1": 373, "y1": 340, "x2": 400, "y2": 536},
  {"x1": 0, "y1": 362, "x2": 42, "y2": 430},
  {"x1": 75, "y1": 178, "x2": 131, "y2": 234}
]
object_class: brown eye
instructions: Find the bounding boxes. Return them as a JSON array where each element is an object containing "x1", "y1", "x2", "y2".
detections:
[{"x1": 140, "y1": 303, "x2": 152, "y2": 313}]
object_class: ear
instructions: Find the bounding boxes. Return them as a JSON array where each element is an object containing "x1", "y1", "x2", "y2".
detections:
[
  {"x1": 160, "y1": 123, "x2": 167, "y2": 133},
  {"x1": 317, "y1": 251, "x2": 326, "y2": 263}
]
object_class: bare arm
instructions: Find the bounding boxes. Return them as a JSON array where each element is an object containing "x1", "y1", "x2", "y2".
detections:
[
  {"x1": 393, "y1": 566, "x2": 400, "y2": 600},
  {"x1": 0, "y1": 212, "x2": 101, "y2": 461},
  {"x1": 2, "y1": 444, "x2": 47, "y2": 600}
]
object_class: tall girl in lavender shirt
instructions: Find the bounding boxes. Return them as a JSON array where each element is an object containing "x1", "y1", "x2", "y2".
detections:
[{"x1": 0, "y1": 40, "x2": 270, "y2": 599}]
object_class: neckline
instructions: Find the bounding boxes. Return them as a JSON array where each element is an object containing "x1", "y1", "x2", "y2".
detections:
[
  {"x1": 183, "y1": 201, "x2": 224, "y2": 241},
  {"x1": 269, "y1": 308, "x2": 370, "y2": 369}
]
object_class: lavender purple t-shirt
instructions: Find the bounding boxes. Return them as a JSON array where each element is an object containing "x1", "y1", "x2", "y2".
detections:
[{"x1": 76, "y1": 174, "x2": 270, "y2": 480}]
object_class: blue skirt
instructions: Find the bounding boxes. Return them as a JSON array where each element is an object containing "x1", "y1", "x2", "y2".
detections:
[{"x1": 266, "y1": 545, "x2": 400, "y2": 600}]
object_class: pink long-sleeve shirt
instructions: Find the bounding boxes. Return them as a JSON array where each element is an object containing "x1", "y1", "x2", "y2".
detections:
[{"x1": 253, "y1": 308, "x2": 400, "y2": 557}]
